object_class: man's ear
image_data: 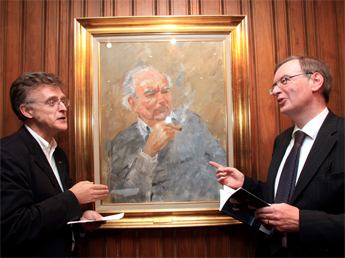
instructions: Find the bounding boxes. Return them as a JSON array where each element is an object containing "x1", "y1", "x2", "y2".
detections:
[
  {"x1": 311, "y1": 72, "x2": 324, "y2": 93},
  {"x1": 128, "y1": 96, "x2": 138, "y2": 113},
  {"x1": 19, "y1": 104, "x2": 34, "y2": 119}
]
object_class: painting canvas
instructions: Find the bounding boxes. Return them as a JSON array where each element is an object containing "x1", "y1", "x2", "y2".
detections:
[
  {"x1": 94, "y1": 35, "x2": 230, "y2": 205},
  {"x1": 75, "y1": 15, "x2": 250, "y2": 227}
]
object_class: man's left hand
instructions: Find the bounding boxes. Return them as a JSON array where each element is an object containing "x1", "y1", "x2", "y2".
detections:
[
  {"x1": 254, "y1": 203, "x2": 299, "y2": 233},
  {"x1": 80, "y1": 210, "x2": 106, "y2": 232}
]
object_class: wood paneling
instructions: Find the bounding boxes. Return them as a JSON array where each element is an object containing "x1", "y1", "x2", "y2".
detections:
[
  {"x1": 251, "y1": 0, "x2": 277, "y2": 181},
  {"x1": 134, "y1": 0, "x2": 155, "y2": 16},
  {"x1": 1, "y1": 0, "x2": 344, "y2": 257},
  {"x1": 1, "y1": 0, "x2": 24, "y2": 137}
]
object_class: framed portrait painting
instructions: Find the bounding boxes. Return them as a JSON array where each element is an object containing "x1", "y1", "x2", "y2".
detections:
[{"x1": 74, "y1": 16, "x2": 251, "y2": 228}]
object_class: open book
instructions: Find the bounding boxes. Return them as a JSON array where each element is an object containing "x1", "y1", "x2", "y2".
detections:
[{"x1": 220, "y1": 186, "x2": 271, "y2": 234}]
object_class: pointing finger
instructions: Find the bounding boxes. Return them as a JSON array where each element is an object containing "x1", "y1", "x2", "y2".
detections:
[{"x1": 209, "y1": 161, "x2": 224, "y2": 169}]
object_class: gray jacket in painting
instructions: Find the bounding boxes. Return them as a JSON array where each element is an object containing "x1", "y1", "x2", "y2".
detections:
[{"x1": 107, "y1": 109, "x2": 226, "y2": 203}]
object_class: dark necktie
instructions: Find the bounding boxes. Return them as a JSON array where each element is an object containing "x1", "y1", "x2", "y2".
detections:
[{"x1": 275, "y1": 130, "x2": 307, "y2": 204}]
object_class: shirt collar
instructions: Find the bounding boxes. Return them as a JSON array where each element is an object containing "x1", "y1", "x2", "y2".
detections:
[
  {"x1": 293, "y1": 107, "x2": 329, "y2": 140},
  {"x1": 137, "y1": 112, "x2": 176, "y2": 137},
  {"x1": 25, "y1": 124, "x2": 57, "y2": 157}
]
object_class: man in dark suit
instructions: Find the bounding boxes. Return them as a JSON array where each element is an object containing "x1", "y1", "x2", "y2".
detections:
[
  {"x1": 1, "y1": 72, "x2": 109, "y2": 257},
  {"x1": 210, "y1": 56, "x2": 344, "y2": 257}
]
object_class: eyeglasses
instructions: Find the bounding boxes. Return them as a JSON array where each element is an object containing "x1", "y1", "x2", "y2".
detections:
[
  {"x1": 28, "y1": 99, "x2": 70, "y2": 107},
  {"x1": 269, "y1": 72, "x2": 314, "y2": 95}
]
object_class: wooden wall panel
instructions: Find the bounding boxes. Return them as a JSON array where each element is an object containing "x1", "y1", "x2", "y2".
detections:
[
  {"x1": 273, "y1": 0, "x2": 294, "y2": 133},
  {"x1": 195, "y1": 228, "x2": 207, "y2": 257},
  {"x1": 120, "y1": 229, "x2": 137, "y2": 257},
  {"x1": 134, "y1": 0, "x2": 155, "y2": 16},
  {"x1": 45, "y1": 0, "x2": 59, "y2": 74},
  {"x1": 104, "y1": 0, "x2": 115, "y2": 16},
  {"x1": 305, "y1": 0, "x2": 317, "y2": 57},
  {"x1": 116, "y1": 0, "x2": 132, "y2": 16},
  {"x1": 251, "y1": 0, "x2": 277, "y2": 181},
  {"x1": 1, "y1": 0, "x2": 23, "y2": 138},
  {"x1": 23, "y1": 0, "x2": 44, "y2": 72},
  {"x1": 189, "y1": 0, "x2": 200, "y2": 15},
  {"x1": 200, "y1": 0, "x2": 222, "y2": 15},
  {"x1": 176, "y1": 228, "x2": 194, "y2": 257},
  {"x1": 287, "y1": 0, "x2": 307, "y2": 55},
  {"x1": 171, "y1": 0, "x2": 188, "y2": 15},
  {"x1": 161, "y1": 228, "x2": 176, "y2": 257},
  {"x1": 85, "y1": 0, "x2": 102, "y2": 17},
  {"x1": 316, "y1": 0, "x2": 342, "y2": 116},
  {"x1": 1, "y1": 0, "x2": 344, "y2": 257},
  {"x1": 157, "y1": 0, "x2": 170, "y2": 15},
  {"x1": 223, "y1": 0, "x2": 241, "y2": 15},
  {"x1": 138, "y1": 229, "x2": 160, "y2": 257},
  {"x1": 335, "y1": 0, "x2": 344, "y2": 117}
]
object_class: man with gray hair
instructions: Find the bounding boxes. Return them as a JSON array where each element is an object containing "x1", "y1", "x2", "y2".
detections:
[
  {"x1": 107, "y1": 65, "x2": 226, "y2": 203},
  {"x1": 1, "y1": 72, "x2": 109, "y2": 257}
]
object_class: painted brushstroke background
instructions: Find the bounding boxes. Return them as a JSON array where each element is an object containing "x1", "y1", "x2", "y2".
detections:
[{"x1": 98, "y1": 39, "x2": 227, "y2": 192}]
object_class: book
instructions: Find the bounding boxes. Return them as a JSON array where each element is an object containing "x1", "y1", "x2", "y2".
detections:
[{"x1": 219, "y1": 186, "x2": 271, "y2": 234}]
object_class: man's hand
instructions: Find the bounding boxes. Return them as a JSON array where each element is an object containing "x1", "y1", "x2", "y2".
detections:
[
  {"x1": 80, "y1": 210, "x2": 105, "y2": 232},
  {"x1": 69, "y1": 181, "x2": 109, "y2": 204},
  {"x1": 254, "y1": 203, "x2": 299, "y2": 232},
  {"x1": 143, "y1": 121, "x2": 176, "y2": 157},
  {"x1": 209, "y1": 161, "x2": 245, "y2": 189}
]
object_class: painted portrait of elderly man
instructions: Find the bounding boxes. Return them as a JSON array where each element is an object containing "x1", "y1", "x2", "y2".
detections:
[{"x1": 98, "y1": 39, "x2": 229, "y2": 203}]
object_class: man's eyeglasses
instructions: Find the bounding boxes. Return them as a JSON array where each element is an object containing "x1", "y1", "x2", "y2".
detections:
[
  {"x1": 269, "y1": 72, "x2": 314, "y2": 95},
  {"x1": 28, "y1": 99, "x2": 70, "y2": 107}
]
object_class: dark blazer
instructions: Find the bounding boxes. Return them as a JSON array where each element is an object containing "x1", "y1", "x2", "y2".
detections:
[
  {"x1": 1, "y1": 126, "x2": 83, "y2": 257},
  {"x1": 243, "y1": 109, "x2": 344, "y2": 257}
]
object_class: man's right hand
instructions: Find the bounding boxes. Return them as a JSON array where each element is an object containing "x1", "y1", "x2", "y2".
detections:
[
  {"x1": 209, "y1": 161, "x2": 245, "y2": 189},
  {"x1": 69, "y1": 181, "x2": 109, "y2": 204},
  {"x1": 143, "y1": 121, "x2": 176, "y2": 157}
]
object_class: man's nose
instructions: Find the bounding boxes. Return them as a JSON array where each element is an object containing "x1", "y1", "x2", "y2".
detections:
[
  {"x1": 58, "y1": 101, "x2": 68, "y2": 111},
  {"x1": 156, "y1": 91, "x2": 166, "y2": 103},
  {"x1": 272, "y1": 85, "x2": 282, "y2": 96}
]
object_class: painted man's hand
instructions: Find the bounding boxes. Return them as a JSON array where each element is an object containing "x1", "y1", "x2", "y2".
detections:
[{"x1": 143, "y1": 121, "x2": 176, "y2": 157}]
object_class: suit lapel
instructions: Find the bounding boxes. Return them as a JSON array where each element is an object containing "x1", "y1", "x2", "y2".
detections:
[
  {"x1": 20, "y1": 126, "x2": 63, "y2": 193},
  {"x1": 54, "y1": 150, "x2": 68, "y2": 190},
  {"x1": 290, "y1": 111, "x2": 338, "y2": 204}
]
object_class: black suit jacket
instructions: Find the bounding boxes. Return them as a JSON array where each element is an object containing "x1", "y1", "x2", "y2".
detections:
[
  {"x1": 243, "y1": 109, "x2": 344, "y2": 257},
  {"x1": 1, "y1": 126, "x2": 83, "y2": 257}
]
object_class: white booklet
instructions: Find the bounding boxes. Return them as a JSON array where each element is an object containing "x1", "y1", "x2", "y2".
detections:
[{"x1": 67, "y1": 212, "x2": 125, "y2": 224}]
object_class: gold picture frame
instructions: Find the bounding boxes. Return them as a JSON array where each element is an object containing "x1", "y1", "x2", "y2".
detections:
[{"x1": 74, "y1": 15, "x2": 250, "y2": 228}]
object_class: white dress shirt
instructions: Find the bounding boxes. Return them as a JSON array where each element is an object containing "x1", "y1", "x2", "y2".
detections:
[{"x1": 25, "y1": 125, "x2": 64, "y2": 191}]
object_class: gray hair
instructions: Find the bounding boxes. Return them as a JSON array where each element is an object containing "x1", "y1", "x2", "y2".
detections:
[
  {"x1": 121, "y1": 65, "x2": 172, "y2": 110},
  {"x1": 10, "y1": 72, "x2": 64, "y2": 121}
]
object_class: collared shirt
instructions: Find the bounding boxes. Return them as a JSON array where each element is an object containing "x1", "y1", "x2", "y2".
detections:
[
  {"x1": 137, "y1": 112, "x2": 177, "y2": 137},
  {"x1": 274, "y1": 107, "x2": 329, "y2": 195},
  {"x1": 25, "y1": 124, "x2": 64, "y2": 191}
]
